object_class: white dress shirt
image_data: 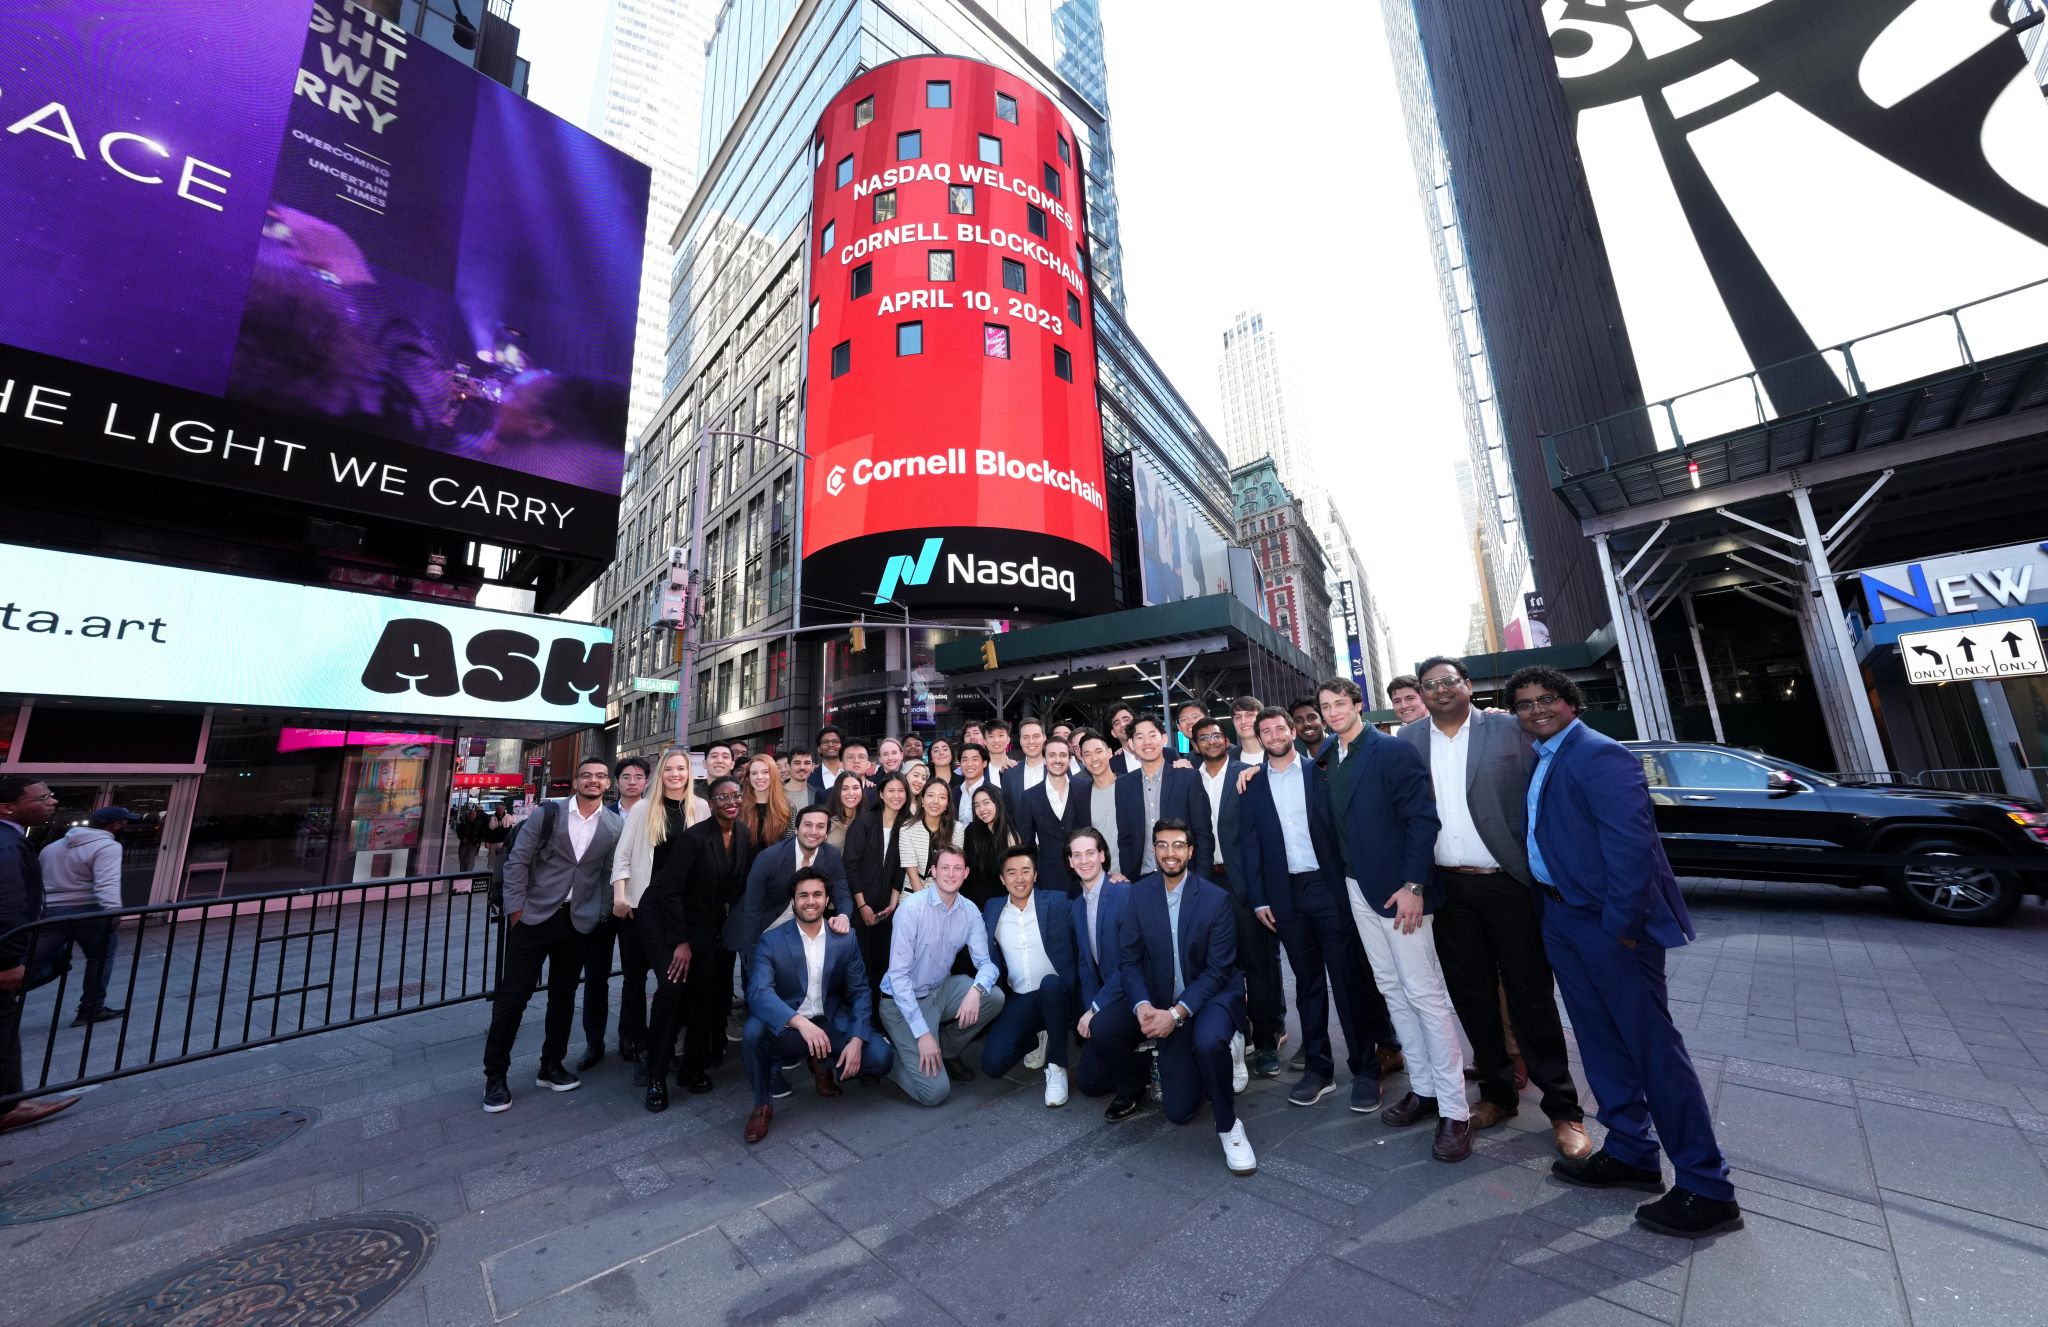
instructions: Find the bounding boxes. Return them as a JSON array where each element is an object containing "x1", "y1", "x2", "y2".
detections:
[
  {"x1": 1263, "y1": 757, "x2": 1322, "y2": 875},
  {"x1": 796, "y1": 923, "x2": 828, "y2": 1017},
  {"x1": 1021, "y1": 760, "x2": 1046, "y2": 791},
  {"x1": 1199, "y1": 763, "x2": 1229, "y2": 868},
  {"x1": 1429, "y1": 720, "x2": 1499, "y2": 869},
  {"x1": 995, "y1": 896, "x2": 1055, "y2": 993},
  {"x1": 768, "y1": 844, "x2": 821, "y2": 932},
  {"x1": 1043, "y1": 776, "x2": 1069, "y2": 820},
  {"x1": 564, "y1": 798, "x2": 607, "y2": 860}
]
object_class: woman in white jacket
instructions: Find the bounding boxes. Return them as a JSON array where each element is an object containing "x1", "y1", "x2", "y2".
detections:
[{"x1": 611, "y1": 749, "x2": 705, "y2": 1081}]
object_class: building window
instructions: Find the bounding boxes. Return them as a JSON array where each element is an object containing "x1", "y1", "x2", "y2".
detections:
[
  {"x1": 948, "y1": 184, "x2": 974, "y2": 214},
  {"x1": 819, "y1": 221, "x2": 834, "y2": 256},
  {"x1": 1066, "y1": 289, "x2": 1082, "y2": 325},
  {"x1": 1043, "y1": 162, "x2": 1061, "y2": 198},
  {"x1": 739, "y1": 649, "x2": 759, "y2": 709},
  {"x1": 896, "y1": 129, "x2": 920, "y2": 161},
  {"x1": 896, "y1": 321, "x2": 923, "y2": 356},
  {"x1": 765, "y1": 643, "x2": 789, "y2": 702},
  {"x1": 808, "y1": 298, "x2": 819, "y2": 330},
  {"x1": 831, "y1": 340, "x2": 850, "y2": 377},
  {"x1": 715, "y1": 660, "x2": 734, "y2": 715},
  {"x1": 850, "y1": 262, "x2": 873, "y2": 299},
  {"x1": 926, "y1": 80, "x2": 950, "y2": 108},
  {"x1": 1057, "y1": 132, "x2": 1070, "y2": 163},
  {"x1": 835, "y1": 154, "x2": 853, "y2": 188},
  {"x1": 984, "y1": 323, "x2": 1010, "y2": 359},
  {"x1": 1053, "y1": 345, "x2": 1073, "y2": 381},
  {"x1": 1026, "y1": 204, "x2": 1046, "y2": 238},
  {"x1": 1001, "y1": 258, "x2": 1026, "y2": 294},
  {"x1": 977, "y1": 133, "x2": 1001, "y2": 166},
  {"x1": 995, "y1": 91, "x2": 1018, "y2": 124},
  {"x1": 812, "y1": 136, "x2": 824, "y2": 168},
  {"x1": 768, "y1": 471, "x2": 793, "y2": 614},
  {"x1": 927, "y1": 249, "x2": 955, "y2": 281},
  {"x1": 872, "y1": 189, "x2": 896, "y2": 223},
  {"x1": 694, "y1": 668, "x2": 712, "y2": 723},
  {"x1": 854, "y1": 95, "x2": 874, "y2": 128}
]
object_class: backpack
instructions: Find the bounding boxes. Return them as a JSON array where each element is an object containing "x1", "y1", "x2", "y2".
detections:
[{"x1": 487, "y1": 801, "x2": 559, "y2": 921}]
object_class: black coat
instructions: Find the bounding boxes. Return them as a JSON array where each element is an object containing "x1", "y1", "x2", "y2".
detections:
[
  {"x1": 641, "y1": 814, "x2": 755, "y2": 953},
  {"x1": 842, "y1": 808, "x2": 905, "y2": 911},
  {"x1": 0, "y1": 824, "x2": 42, "y2": 969}
]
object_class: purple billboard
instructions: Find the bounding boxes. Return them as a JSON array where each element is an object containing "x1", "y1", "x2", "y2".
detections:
[{"x1": 0, "y1": 0, "x2": 650, "y2": 557}]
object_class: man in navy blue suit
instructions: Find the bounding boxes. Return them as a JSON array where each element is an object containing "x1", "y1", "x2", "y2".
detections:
[
  {"x1": 1017, "y1": 735, "x2": 1089, "y2": 896},
  {"x1": 1113, "y1": 716, "x2": 1213, "y2": 885},
  {"x1": 1066, "y1": 827, "x2": 1148, "y2": 1105},
  {"x1": 1096, "y1": 818, "x2": 1257, "y2": 1175},
  {"x1": 979, "y1": 846, "x2": 1079, "y2": 1106},
  {"x1": 1509, "y1": 667, "x2": 1741, "y2": 1239},
  {"x1": 1239, "y1": 706, "x2": 1400, "y2": 1113},
  {"x1": 741, "y1": 868, "x2": 891, "y2": 1145}
]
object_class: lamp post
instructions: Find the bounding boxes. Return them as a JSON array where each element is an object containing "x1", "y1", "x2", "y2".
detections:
[{"x1": 873, "y1": 592, "x2": 914, "y2": 740}]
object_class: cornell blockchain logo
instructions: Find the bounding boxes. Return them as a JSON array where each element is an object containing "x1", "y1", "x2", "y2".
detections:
[
  {"x1": 872, "y1": 536, "x2": 1078, "y2": 603},
  {"x1": 826, "y1": 465, "x2": 848, "y2": 496}
]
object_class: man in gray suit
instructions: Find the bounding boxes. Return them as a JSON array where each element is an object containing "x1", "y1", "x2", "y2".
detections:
[
  {"x1": 1401, "y1": 657, "x2": 1590, "y2": 1159},
  {"x1": 483, "y1": 758, "x2": 622, "y2": 1113}
]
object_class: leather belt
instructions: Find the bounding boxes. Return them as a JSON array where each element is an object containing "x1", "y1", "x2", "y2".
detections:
[{"x1": 1439, "y1": 866, "x2": 1502, "y2": 875}]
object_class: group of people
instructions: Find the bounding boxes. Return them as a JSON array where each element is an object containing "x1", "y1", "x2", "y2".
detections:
[{"x1": 477, "y1": 660, "x2": 1741, "y2": 1241}]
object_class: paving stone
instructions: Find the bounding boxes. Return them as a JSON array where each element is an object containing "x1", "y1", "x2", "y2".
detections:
[
  {"x1": 1713, "y1": 1081, "x2": 1876, "y2": 1200},
  {"x1": 1885, "y1": 1190, "x2": 2048, "y2": 1327},
  {"x1": 1859, "y1": 1099, "x2": 2048, "y2": 1227},
  {"x1": 1085, "y1": 1190, "x2": 1331, "y2": 1326}
]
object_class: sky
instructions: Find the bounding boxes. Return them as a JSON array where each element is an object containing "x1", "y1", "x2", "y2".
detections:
[{"x1": 515, "y1": 0, "x2": 1479, "y2": 663}]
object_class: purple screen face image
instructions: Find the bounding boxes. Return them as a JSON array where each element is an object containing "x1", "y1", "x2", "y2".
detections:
[{"x1": 0, "y1": 0, "x2": 650, "y2": 518}]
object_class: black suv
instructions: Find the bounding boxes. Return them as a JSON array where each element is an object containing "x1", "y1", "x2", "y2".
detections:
[{"x1": 1624, "y1": 742, "x2": 2048, "y2": 925}]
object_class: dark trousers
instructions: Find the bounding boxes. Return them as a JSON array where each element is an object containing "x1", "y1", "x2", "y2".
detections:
[
  {"x1": 1, "y1": 989, "x2": 24, "y2": 1099},
  {"x1": 1274, "y1": 876, "x2": 1383, "y2": 1082},
  {"x1": 1074, "y1": 1000, "x2": 1148, "y2": 1099},
  {"x1": 614, "y1": 918, "x2": 652, "y2": 1052},
  {"x1": 46, "y1": 905, "x2": 118, "y2": 1016},
  {"x1": 681, "y1": 939, "x2": 735, "y2": 1075},
  {"x1": 1435, "y1": 871, "x2": 1583, "y2": 1120},
  {"x1": 743, "y1": 1016, "x2": 894, "y2": 1107},
  {"x1": 579, "y1": 916, "x2": 616, "y2": 1049},
  {"x1": 855, "y1": 909, "x2": 894, "y2": 1029},
  {"x1": 484, "y1": 910, "x2": 581, "y2": 1077},
  {"x1": 1542, "y1": 900, "x2": 1731, "y2": 1200},
  {"x1": 1094, "y1": 998, "x2": 1239, "y2": 1132},
  {"x1": 1223, "y1": 880, "x2": 1284, "y2": 1051},
  {"x1": 980, "y1": 973, "x2": 1073, "y2": 1077},
  {"x1": 638, "y1": 914, "x2": 689, "y2": 1084}
]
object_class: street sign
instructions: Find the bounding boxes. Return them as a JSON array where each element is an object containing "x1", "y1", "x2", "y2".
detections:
[
  {"x1": 631, "y1": 676, "x2": 680, "y2": 693},
  {"x1": 1897, "y1": 619, "x2": 2045, "y2": 684}
]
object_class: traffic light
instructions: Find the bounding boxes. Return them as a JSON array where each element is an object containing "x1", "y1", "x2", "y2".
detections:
[
  {"x1": 980, "y1": 637, "x2": 999, "y2": 670},
  {"x1": 850, "y1": 624, "x2": 867, "y2": 653}
]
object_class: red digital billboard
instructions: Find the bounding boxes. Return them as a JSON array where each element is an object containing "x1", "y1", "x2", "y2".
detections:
[{"x1": 802, "y1": 57, "x2": 1112, "y2": 618}]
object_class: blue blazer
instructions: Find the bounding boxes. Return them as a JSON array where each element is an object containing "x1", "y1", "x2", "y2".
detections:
[
  {"x1": 1529, "y1": 722, "x2": 1695, "y2": 949},
  {"x1": 1328, "y1": 726, "x2": 1442, "y2": 916},
  {"x1": 1070, "y1": 880, "x2": 1132, "y2": 1015},
  {"x1": 727, "y1": 839, "x2": 854, "y2": 955},
  {"x1": 1116, "y1": 872, "x2": 1246, "y2": 1032},
  {"x1": 1018, "y1": 778, "x2": 1091, "y2": 896},
  {"x1": 980, "y1": 890, "x2": 1078, "y2": 994},
  {"x1": 747, "y1": 918, "x2": 874, "y2": 1037},
  {"x1": 1237, "y1": 756, "x2": 1347, "y2": 921},
  {"x1": 1113, "y1": 766, "x2": 1214, "y2": 882}
]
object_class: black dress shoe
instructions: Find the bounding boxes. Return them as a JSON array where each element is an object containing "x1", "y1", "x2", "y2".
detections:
[
  {"x1": 943, "y1": 1057, "x2": 975, "y2": 1083},
  {"x1": 683, "y1": 1070, "x2": 714, "y2": 1095},
  {"x1": 619, "y1": 1039, "x2": 645, "y2": 1061},
  {"x1": 1380, "y1": 1091, "x2": 1438, "y2": 1128},
  {"x1": 1636, "y1": 1188, "x2": 1743, "y2": 1238},
  {"x1": 1105, "y1": 1093, "x2": 1146, "y2": 1122},
  {"x1": 576, "y1": 1045, "x2": 604, "y2": 1073},
  {"x1": 644, "y1": 1081, "x2": 669, "y2": 1112},
  {"x1": 632, "y1": 1057, "x2": 651, "y2": 1087},
  {"x1": 1552, "y1": 1149, "x2": 1667, "y2": 1193}
]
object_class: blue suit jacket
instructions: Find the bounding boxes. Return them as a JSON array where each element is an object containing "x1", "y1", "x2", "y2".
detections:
[
  {"x1": 1116, "y1": 872, "x2": 1246, "y2": 1032},
  {"x1": 727, "y1": 839, "x2": 853, "y2": 955},
  {"x1": 980, "y1": 890, "x2": 1078, "y2": 994},
  {"x1": 1237, "y1": 756, "x2": 1346, "y2": 920},
  {"x1": 1529, "y1": 722, "x2": 1695, "y2": 949},
  {"x1": 1070, "y1": 880, "x2": 1132, "y2": 1015},
  {"x1": 1018, "y1": 778, "x2": 1090, "y2": 896},
  {"x1": 1113, "y1": 766, "x2": 1214, "y2": 882},
  {"x1": 746, "y1": 918, "x2": 874, "y2": 1037},
  {"x1": 1329, "y1": 726, "x2": 1442, "y2": 916}
]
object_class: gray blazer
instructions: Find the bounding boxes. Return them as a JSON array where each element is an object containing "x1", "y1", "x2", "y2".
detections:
[
  {"x1": 502, "y1": 798, "x2": 623, "y2": 934},
  {"x1": 1398, "y1": 708, "x2": 1535, "y2": 881}
]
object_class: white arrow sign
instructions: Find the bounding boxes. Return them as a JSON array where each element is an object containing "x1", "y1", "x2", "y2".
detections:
[{"x1": 1897, "y1": 619, "x2": 2045, "y2": 685}]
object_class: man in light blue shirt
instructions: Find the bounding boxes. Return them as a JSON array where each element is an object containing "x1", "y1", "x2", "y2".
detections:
[{"x1": 878, "y1": 844, "x2": 1006, "y2": 1106}]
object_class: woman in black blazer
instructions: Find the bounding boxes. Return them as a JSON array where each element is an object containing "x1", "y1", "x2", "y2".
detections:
[{"x1": 842, "y1": 771, "x2": 912, "y2": 1021}]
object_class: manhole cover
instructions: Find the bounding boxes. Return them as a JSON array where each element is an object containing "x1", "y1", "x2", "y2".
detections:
[
  {"x1": 0, "y1": 1107, "x2": 311, "y2": 1225},
  {"x1": 51, "y1": 1212, "x2": 434, "y2": 1326}
]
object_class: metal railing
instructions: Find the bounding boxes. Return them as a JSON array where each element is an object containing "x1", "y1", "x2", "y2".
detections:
[
  {"x1": 2, "y1": 871, "x2": 500, "y2": 1109},
  {"x1": 1914, "y1": 766, "x2": 2048, "y2": 799}
]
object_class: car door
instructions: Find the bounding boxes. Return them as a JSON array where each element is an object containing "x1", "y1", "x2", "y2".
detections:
[{"x1": 1651, "y1": 747, "x2": 1845, "y2": 879}]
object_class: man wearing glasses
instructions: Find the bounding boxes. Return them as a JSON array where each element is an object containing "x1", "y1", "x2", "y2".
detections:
[
  {"x1": 1192, "y1": 716, "x2": 1282, "y2": 1078},
  {"x1": 0, "y1": 777, "x2": 79, "y2": 1133},
  {"x1": 1509, "y1": 666, "x2": 1740, "y2": 1239}
]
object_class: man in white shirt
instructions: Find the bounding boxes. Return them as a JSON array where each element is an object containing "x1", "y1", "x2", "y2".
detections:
[
  {"x1": 1230, "y1": 696, "x2": 1265, "y2": 765},
  {"x1": 956, "y1": 743, "x2": 993, "y2": 805},
  {"x1": 978, "y1": 847, "x2": 1079, "y2": 1106},
  {"x1": 1000, "y1": 718, "x2": 1049, "y2": 811},
  {"x1": 1193, "y1": 717, "x2": 1283, "y2": 1076}
]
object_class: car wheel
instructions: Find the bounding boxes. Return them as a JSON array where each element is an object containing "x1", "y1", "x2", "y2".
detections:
[{"x1": 1889, "y1": 838, "x2": 2023, "y2": 925}]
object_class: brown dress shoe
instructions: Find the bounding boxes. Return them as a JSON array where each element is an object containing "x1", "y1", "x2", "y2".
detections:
[
  {"x1": 1553, "y1": 1119, "x2": 1594, "y2": 1160},
  {"x1": 1432, "y1": 1117, "x2": 1473, "y2": 1162},
  {"x1": 1377, "y1": 1046, "x2": 1406, "y2": 1078},
  {"x1": 743, "y1": 1104, "x2": 774, "y2": 1144},
  {"x1": 1380, "y1": 1091, "x2": 1438, "y2": 1127},
  {"x1": 1469, "y1": 1100, "x2": 1518, "y2": 1131},
  {"x1": 810, "y1": 1055, "x2": 843, "y2": 1098},
  {"x1": 0, "y1": 1096, "x2": 78, "y2": 1134}
]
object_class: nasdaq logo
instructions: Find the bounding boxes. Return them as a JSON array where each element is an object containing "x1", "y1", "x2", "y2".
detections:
[{"x1": 874, "y1": 537, "x2": 944, "y2": 603}]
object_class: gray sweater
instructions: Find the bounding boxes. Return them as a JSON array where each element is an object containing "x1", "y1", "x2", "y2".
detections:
[{"x1": 40, "y1": 827, "x2": 123, "y2": 911}]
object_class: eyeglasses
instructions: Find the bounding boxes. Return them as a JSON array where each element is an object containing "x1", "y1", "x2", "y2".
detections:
[
  {"x1": 711, "y1": 790, "x2": 744, "y2": 803},
  {"x1": 1512, "y1": 694, "x2": 1564, "y2": 714},
  {"x1": 1195, "y1": 731, "x2": 1227, "y2": 743},
  {"x1": 1418, "y1": 677, "x2": 1465, "y2": 693}
]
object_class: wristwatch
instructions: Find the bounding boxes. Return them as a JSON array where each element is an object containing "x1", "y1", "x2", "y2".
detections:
[
  {"x1": 1403, "y1": 882, "x2": 1425, "y2": 897},
  {"x1": 1171, "y1": 1006, "x2": 1187, "y2": 1030}
]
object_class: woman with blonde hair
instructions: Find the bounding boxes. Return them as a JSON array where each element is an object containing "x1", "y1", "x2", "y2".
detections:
[
  {"x1": 740, "y1": 754, "x2": 792, "y2": 845},
  {"x1": 610, "y1": 748, "x2": 705, "y2": 1089}
]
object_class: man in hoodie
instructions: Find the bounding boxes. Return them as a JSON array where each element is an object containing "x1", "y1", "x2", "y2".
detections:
[{"x1": 39, "y1": 806, "x2": 141, "y2": 1026}]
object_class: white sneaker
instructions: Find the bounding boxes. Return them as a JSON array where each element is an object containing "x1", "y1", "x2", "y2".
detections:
[
  {"x1": 1024, "y1": 1030, "x2": 1048, "y2": 1071},
  {"x1": 1044, "y1": 1063, "x2": 1069, "y2": 1107},
  {"x1": 1220, "y1": 1119, "x2": 1257, "y2": 1175},
  {"x1": 1230, "y1": 1032, "x2": 1248, "y2": 1095}
]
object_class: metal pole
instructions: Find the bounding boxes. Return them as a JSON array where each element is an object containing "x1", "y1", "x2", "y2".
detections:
[
  {"x1": 1682, "y1": 591, "x2": 1725, "y2": 745},
  {"x1": 1789, "y1": 485, "x2": 1887, "y2": 772},
  {"x1": 673, "y1": 425, "x2": 712, "y2": 753},
  {"x1": 1971, "y1": 680, "x2": 2038, "y2": 800},
  {"x1": 1594, "y1": 533, "x2": 1657, "y2": 738}
]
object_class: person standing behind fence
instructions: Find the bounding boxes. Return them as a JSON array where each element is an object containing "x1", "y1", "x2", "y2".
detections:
[
  {"x1": 482, "y1": 759, "x2": 619, "y2": 1114},
  {"x1": 0, "y1": 777, "x2": 79, "y2": 1134},
  {"x1": 39, "y1": 806, "x2": 140, "y2": 1027}
]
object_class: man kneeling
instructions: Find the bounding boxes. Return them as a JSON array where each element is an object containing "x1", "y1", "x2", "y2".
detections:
[
  {"x1": 741, "y1": 868, "x2": 892, "y2": 1144},
  {"x1": 980, "y1": 845, "x2": 1078, "y2": 1106}
]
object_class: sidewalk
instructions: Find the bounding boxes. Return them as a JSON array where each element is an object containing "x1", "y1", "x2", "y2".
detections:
[{"x1": 3, "y1": 880, "x2": 2045, "y2": 1325}]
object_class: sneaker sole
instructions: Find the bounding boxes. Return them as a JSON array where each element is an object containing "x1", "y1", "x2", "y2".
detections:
[
  {"x1": 483, "y1": 1100, "x2": 512, "y2": 1113},
  {"x1": 536, "y1": 1078, "x2": 581, "y2": 1093},
  {"x1": 1636, "y1": 1212, "x2": 1744, "y2": 1238},
  {"x1": 1288, "y1": 1084, "x2": 1336, "y2": 1107},
  {"x1": 1227, "y1": 1161, "x2": 1257, "y2": 1176},
  {"x1": 1350, "y1": 1099, "x2": 1383, "y2": 1114}
]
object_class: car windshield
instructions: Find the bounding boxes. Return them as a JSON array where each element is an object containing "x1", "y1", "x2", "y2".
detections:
[{"x1": 1765, "y1": 756, "x2": 1839, "y2": 786}]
